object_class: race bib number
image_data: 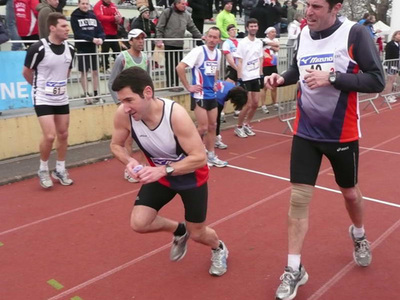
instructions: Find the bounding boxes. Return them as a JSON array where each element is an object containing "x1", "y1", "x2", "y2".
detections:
[
  {"x1": 246, "y1": 58, "x2": 259, "y2": 71},
  {"x1": 298, "y1": 53, "x2": 335, "y2": 81},
  {"x1": 45, "y1": 80, "x2": 67, "y2": 96},
  {"x1": 204, "y1": 61, "x2": 218, "y2": 76}
]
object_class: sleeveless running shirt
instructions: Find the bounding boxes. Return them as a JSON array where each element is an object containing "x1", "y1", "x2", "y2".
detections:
[
  {"x1": 130, "y1": 98, "x2": 209, "y2": 190},
  {"x1": 295, "y1": 20, "x2": 360, "y2": 142},
  {"x1": 33, "y1": 39, "x2": 72, "y2": 106}
]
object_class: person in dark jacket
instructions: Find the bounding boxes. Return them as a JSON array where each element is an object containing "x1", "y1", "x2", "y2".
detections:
[
  {"x1": 131, "y1": 5, "x2": 156, "y2": 38},
  {"x1": 188, "y1": 0, "x2": 213, "y2": 34},
  {"x1": 250, "y1": 0, "x2": 282, "y2": 38},
  {"x1": 71, "y1": 0, "x2": 106, "y2": 104},
  {"x1": 0, "y1": 19, "x2": 10, "y2": 45},
  {"x1": 385, "y1": 30, "x2": 400, "y2": 61},
  {"x1": 384, "y1": 30, "x2": 400, "y2": 103}
]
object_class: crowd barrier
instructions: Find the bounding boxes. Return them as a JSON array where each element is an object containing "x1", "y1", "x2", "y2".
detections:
[{"x1": 0, "y1": 37, "x2": 295, "y2": 111}]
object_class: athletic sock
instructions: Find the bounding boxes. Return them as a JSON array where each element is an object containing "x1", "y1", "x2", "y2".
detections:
[
  {"x1": 352, "y1": 225, "x2": 365, "y2": 239},
  {"x1": 212, "y1": 241, "x2": 223, "y2": 251},
  {"x1": 39, "y1": 160, "x2": 49, "y2": 171},
  {"x1": 173, "y1": 223, "x2": 186, "y2": 236},
  {"x1": 207, "y1": 151, "x2": 215, "y2": 159},
  {"x1": 288, "y1": 254, "x2": 301, "y2": 271},
  {"x1": 56, "y1": 160, "x2": 66, "y2": 173}
]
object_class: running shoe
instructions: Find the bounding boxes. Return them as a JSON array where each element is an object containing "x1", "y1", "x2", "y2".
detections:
[
  {"x1": 274, "y1": 103, "x2": 285, "y2": 110},
  {"x1": 275, "y1": 265, "x2": 308, "y2": 300},
  {"x1": 124, "y1": 170, "x2": 139, "y2": 183},
  {"x1": 51, "y1": 170, "x2": 74, "y2": 186},
  {"x1": 209, "y1": 241, "x2": 229, "y2": 276},
  {"x1": 170, "y1": 231, "x2": 190, "y2": 261},
  {"x1": 220, "y1": 112, "x2": 226, "y2": 123},
  {"x1": 215, "y1": 135, "x2": 228, "y2": 149},
  {"x1": 349, "y1": 225, "x2": 372, "y2": 267},
  {"x1": 38, "y1": 170, "x2": 53, "y2": 189},
  {"x1": 262, "y1": 105, "x2": 270, "y2": 114},
  {"x1": 387, "y1": 96, "x2": 397, "y2": 103},
  {"x1": 234, "y1": 126, "x2": 247, "y2": 138},
  {"x1": 243, "y1": 124, "x2": 256, "y2": 136},
  {"x1": 207, "y1": 155, "x2": 228, "y2": 167}
]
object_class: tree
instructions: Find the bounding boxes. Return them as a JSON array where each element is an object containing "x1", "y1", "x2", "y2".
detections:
[{"x1": 341, "y1": 0, "x2": 391, "y2": 23}]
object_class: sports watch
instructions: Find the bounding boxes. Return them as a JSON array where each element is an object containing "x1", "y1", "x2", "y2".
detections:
[
  {"x1": 165, "y1": 164, "x2": 174, "y2": 176},
  {"x1": 329, "y1": 71, "x2": 338, "y2": 85}
]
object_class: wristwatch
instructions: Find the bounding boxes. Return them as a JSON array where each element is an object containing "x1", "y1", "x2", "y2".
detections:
[
  {"x1": 329, "y1": 71, "x2": 337, "y2": 85},
  {"x1": 165, "y1": 164, "x2": 174, "y2": 176}
]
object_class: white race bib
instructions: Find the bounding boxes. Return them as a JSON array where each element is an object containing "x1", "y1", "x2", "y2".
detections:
[
  {"x1": 246, "y1": 58, "x2": 259, "y2": 71},
  {"x1": 298, "y1": 53, "x2": 335, "y2": 81},
  {"x1": 204, "y1": 61, "x2": 218, "y2": 76},
  {"x1": 45, "y1": 80, "x2": 67, "y2": 96}
]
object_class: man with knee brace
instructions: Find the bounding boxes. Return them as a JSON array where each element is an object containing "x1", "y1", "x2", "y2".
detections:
[{"x1": 265, "y1": 0, "x2": 385, "y2": 299}]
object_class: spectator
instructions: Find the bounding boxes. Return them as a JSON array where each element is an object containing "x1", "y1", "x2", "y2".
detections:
[
  {"x1": 363, "y1": 15, "x2": 380, "y2": 40},
  {"x1": 241, "y1": 0, "x2": 257, "y2": 28},
  {"x1": 155, "y1": 0, "x2": 202, "y2": 90},
  {"x1": 5, "y1": 0, "x2": 23, "y2": 50},
  {"x1": 70, "y1": 0, "x2": 106, "y2": 104},
  {"x1": 287, "y1": 12, "x2": 302, "y2": 48},
  {"x1": 0, "y1": 18, "x2": 9, "y2": 46},
  {"x1": 216, "y1": 0, "x2": 237, "y2": 40},
  {"x1": 131, "y1": 6, "x2": 156, "y2": 38},
  {"x1": 358, "y1": 12, "x2": 369, "y2": 25},
  {"x1": 37, "y1": 0, "x2": 59, "y2": 39},
  {"x1": 250, "y1": 0, "x2": 281, "y2": 38},
  {"x1": 188, "y1": 0, "x2": 213, "y2": 34},
  {"x1": 56, "y1": 0, "x2": 66, "y2": 13},
  {"x1": 14, "y1": 0, "x2": 39, "y2": 47},
  {"x1": 93, "y1": 0, "x2": 123, "y2": 72},
  {"x1": 384, "y1": 30, "x2": 400, "y2": 103},
  {"x1": 286, "y1": 0, "x2": 297, "y2": 24},
  {"x1": 260, "y1": 26, "x2": 279, "y2": 114}
]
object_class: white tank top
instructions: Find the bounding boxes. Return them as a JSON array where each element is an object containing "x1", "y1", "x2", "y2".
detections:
[{"x1": 33, "y1": 39, "x2": 72, "y2": 106}]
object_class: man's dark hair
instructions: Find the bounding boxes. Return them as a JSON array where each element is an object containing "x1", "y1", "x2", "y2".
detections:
[
  {"x1": 47, "y1": 12, "x2": 67, "y2": 30},
  {"x1": 227, "y1": 86, "x2": 247, "y2": 111},
  {"x1": 246, "y1": 18, "x2": 258, "y2": 28},
  {"x1": 326, "y1": 0, "x2": 343, "y2": 9},
  {"x1": 112, "y1": 67, "x2": 154, "y2": 98}
]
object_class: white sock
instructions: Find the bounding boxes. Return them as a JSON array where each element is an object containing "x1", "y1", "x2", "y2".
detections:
[
  {"x1": 56, "y1": 160, "x2": 66, "y2": 173},
  {"x1": 39, "y1": 160, "x2": 49, "y2": 171},
  {"x1": 207, "y1": 151, "x2": 215, "y2": 159},
  {"x1": 352, "y1": 225, "x2": 365, "y2": 239},
  {"x1": 288, "y1": 254, "x2": 301, "y2": 271}
]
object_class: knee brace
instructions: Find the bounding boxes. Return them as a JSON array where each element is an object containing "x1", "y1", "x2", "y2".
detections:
[{"x1": 289, "y1": 184, "x2": 314, "y2": 219}]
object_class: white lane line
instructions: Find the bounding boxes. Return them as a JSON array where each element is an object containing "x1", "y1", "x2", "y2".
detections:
[
  {"x1": 0, "y1": 189, "x2": 139, "y2": 237},
  {"x1": 47, "y1": 188, "x2": 290, "y2": 300},
  {"x1": 307, "y1": 218, "x2": 400, "y2": 300},
  {"x1": 227, "y1": 165, "x2": 400, "y2": 209}
]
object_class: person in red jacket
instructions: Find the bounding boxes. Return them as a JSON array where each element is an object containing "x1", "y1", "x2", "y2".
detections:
[
  {"x1": 14, "y1": 0, "x2": 40, "y2": 47},
  {"x1": 93, "y1": 0, "x2": 123, "y2": 71}
]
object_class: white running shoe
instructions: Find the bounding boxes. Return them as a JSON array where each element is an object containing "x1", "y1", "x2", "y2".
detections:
[
  {"x1": 207, "y1": 155, "x2": 228, "y2": 167},
  {"x1": 234, "y1": 126, "x2": 247, "y2": 138},
  {"x1": 261, "y1": 105, "x2": 270, "y2": 114},
  {"x1": 38, "y1": 170, "x2": 53, "y2": 189},
  {"x1": 243, "y1": 124, "x2": 256, "y2": 136},
  {"x1": 51, "y1": 170, "x2": 73, "y2": 186},
  {"x1": 209, "y1": 241, "x2": 229, "y2": 276}
]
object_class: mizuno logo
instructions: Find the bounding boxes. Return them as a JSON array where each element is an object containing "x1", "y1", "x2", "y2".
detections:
[
  {"x1": 299, "y1": 54, "x2": 334, "y2": 66},
  {"x1": 337, "y1": 146, "x2": 349, "y2": 152}
]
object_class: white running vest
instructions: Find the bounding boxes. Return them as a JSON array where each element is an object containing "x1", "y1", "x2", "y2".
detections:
[{"x1": 33, "y1": 39, "x2": 72, "y2": 106}]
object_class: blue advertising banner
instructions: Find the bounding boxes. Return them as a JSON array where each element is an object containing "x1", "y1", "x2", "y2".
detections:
[{"x1": 0, "y1": 51, "x2": 33, "y2": 110}]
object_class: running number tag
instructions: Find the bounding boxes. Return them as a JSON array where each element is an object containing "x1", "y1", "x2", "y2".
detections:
[
  {"x1": 45, "y1": 80, "x2": 67, "y2": 96},
  {"x1": 246, "y1": 58, "x2": 259, "y2": 71},
  {"x1": 204, "y1": 61, "x2": 218, "y2": 76},
  {"x1": 298, "y1": 53, "x2": 335, "y2": 82}
]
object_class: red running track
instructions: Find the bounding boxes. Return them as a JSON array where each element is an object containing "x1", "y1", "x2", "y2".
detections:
[{"x1": 1, "y1": 102, "x2": 400, "y2": 300}]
